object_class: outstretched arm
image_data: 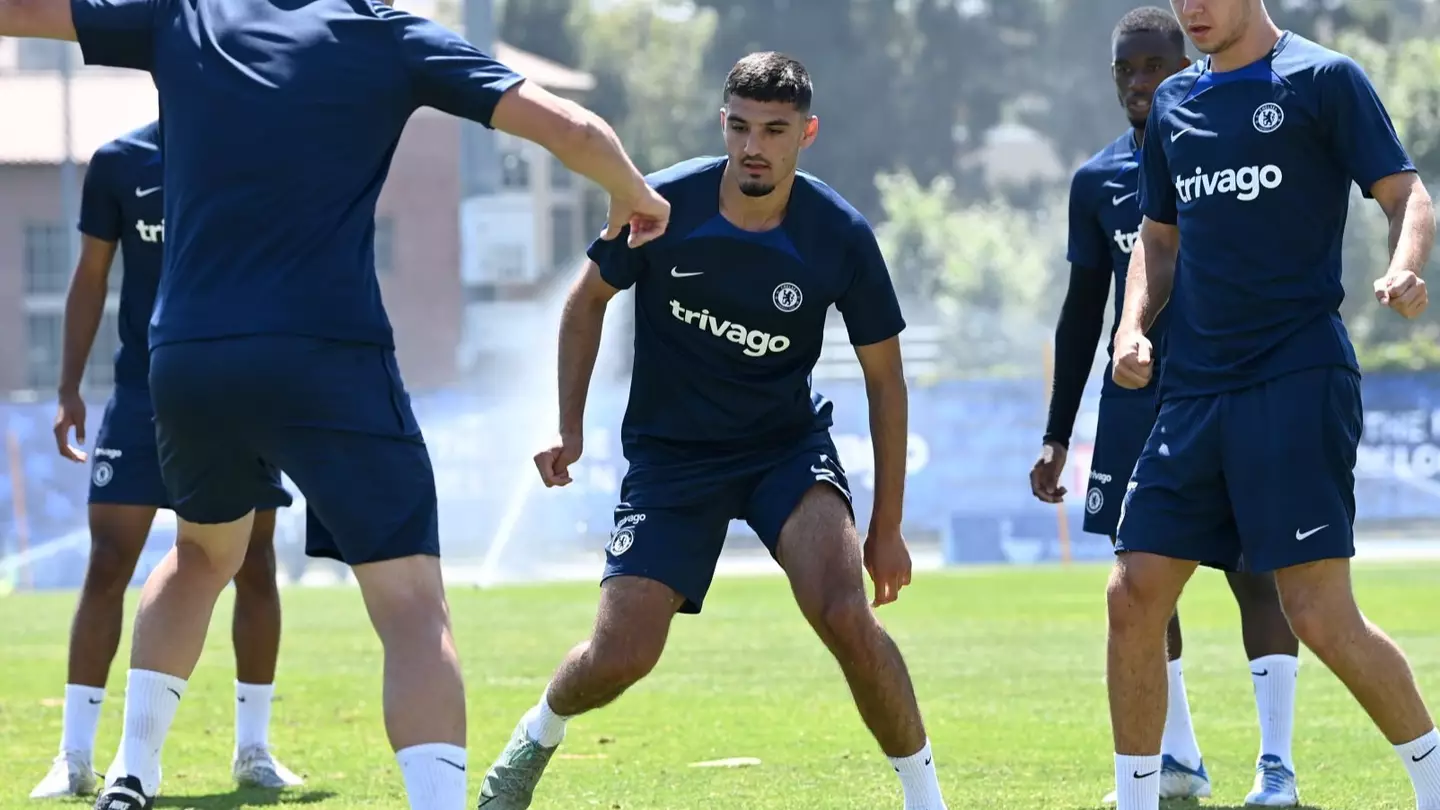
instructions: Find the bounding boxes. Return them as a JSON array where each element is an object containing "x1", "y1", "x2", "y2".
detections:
[{"x1": 0, "y1": 0, "x2": 77, "y2": 39}]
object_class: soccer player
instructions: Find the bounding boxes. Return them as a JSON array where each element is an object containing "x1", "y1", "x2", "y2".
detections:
[
  {"x1": 1108, "y1": 1, "x2": 1440, "y2": 809},
  {"x1": 475, "y1": 52, "x2": 947, "y2": 810},
  {"x1": 0, "y1": 3, "x2": 667, "y2": 810},
  {"x1": 32, "y1": 120, "x2": 301, "y2": 799},
  {"x1": 1030, "y1": 8, "x2": 1301, "y2": 805}
]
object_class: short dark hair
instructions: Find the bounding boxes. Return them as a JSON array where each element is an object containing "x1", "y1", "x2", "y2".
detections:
[
  {"x1": 723, "y1": 52, "x2": 812, "y2": 113},
  {"x1": 1113, "y1": 6, "x2": 1186, "y2": 52}
]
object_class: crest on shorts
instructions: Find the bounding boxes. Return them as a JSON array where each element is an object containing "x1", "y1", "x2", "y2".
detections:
[
  {"x1": 772, "y1": 282, "x2": 803, "y2": 313},
  {"x1": 608, "y1": 527, "x2": 635, "y2": 556},
  {"x1": 92, "y1": 461, "x2": 114, "y2": 488},
  {"x1": 1086, "y1": 487, "x2": 1104, "y2": 515},
  {"x1": 1252, "y1": 102, "x2": 1284, "y2": 134}
]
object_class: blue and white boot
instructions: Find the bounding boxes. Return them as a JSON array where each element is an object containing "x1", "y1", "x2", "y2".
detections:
[{"x1": 1243, "y1": 754, "x2": 1299, "y2": 807}]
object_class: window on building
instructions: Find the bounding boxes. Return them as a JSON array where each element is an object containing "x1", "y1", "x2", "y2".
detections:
[
  {"x1": 25, "y1": 223, "x2": 72, "y2": 295},
  {"x1": 549, "y1": 154, "x2": 574, "y2": 190},
  {"x1": 374, "y1": 217, "x2": 395, "y2": 275},
  {"x1": 549, "y1": 205, "x2": 578, "y2": 270},
  {"x1": 500, "y1": 150, "x2": 530, "y2": 189}
]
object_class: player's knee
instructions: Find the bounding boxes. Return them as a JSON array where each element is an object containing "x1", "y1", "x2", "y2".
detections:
[
  {"x1": 83, "y1": 538, "x2": 140, "y2": 597},
  {"x1": 354, "y1": 555, "x2": 451, "y2": 644},
  {"x1": 813, "y1": 592, "x2": 877, "y2": 651},
  {"x1": 233, "y1": 540, "x2": 279, "y2": 596},
  {"x1": 1106, "y1": 556, "x2": 1180, "y2": 631},
  {"x1": 587, "y1": 632, "x2": 663, "y2": 690},
  {"x1": 1226, "y1": 570, "x2": 1281, "y2": 609},
  {"x1": 1276, "y1": 578, "x2": 1360, "y2": 652}
]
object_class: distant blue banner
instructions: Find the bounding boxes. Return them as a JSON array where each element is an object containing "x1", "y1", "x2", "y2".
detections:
[{"x1": 6, "y1": 370, "x2": 1440, "y2": 587}]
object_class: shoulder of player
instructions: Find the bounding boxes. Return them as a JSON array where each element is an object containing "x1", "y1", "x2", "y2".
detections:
[
  {"x1": 1273, "y1": 32, "x2": 1365, "y2": 88},
  {"x1": 792, "y1": 170, "x2": 874, "y2": 243},
  {"x1": 1154, "y1": 63, "x2": 1204, "y2": 110},
  {"x1": 644, "y1": 156, "x2": 726, "y2": 198},
  {"x1": 1069, "y1": 137, "x2": 1126, "y2": 198}
]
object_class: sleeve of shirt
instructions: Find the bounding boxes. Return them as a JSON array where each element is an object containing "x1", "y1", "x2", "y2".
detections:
[
  {"x1": 586, "y1": 230, "x2": 647, "y2": 291},
  {"x1": 398, "y1": 16, "x2": 527, "y2": 127},
  {"x1": 78, "y1": 148, "x2": 123, "y2": 242},
  {"x1": 1137, "y1": 102, "x2": 1177, "y2": 224},
  {"x1": 1317, "y1": 56, "x2": 1416, "y2": 198},
  {"x1": 1065, "y1": 168, "x2": 1107, "y2": 269},
  {"x1": 70, "y1": 0, "x2": 164, "y2": 70},
  {"x1": 836, "y1": 221, "x2": 906, "y2": 347},
  {"x1": 1043, "y1": 262, "x2": 1111, "y2": 447}
]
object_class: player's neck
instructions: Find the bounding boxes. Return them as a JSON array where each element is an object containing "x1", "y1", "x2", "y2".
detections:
[
  {"x1": 719, "y1": 172, "x2": 794, "y2": 232},
  {"x1": 1133, "y1": 127, "x2": 1146, "y2": 149},
  {"x1": 1209, "y1": 17, "x2": 1283, "y2": 73}
]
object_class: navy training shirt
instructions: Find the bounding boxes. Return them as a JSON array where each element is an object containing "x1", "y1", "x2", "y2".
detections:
[
  {"x1": 77, "y1": 121, "x2": 163, "y2": 392},
  {"x1": 589, "y1": 157, "x2": 906, "y2": 458},
  {"x1": 1139, "y1": 31, "x2": 1415, "y2": 399},
  {"x1": 69, "y1": 0, "x2": 525, "y2": 349},
  {"x1": 1067, "y1": 129, "x2": 1168, "y2": 400}
]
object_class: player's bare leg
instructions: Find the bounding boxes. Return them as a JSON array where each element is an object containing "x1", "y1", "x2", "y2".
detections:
[
  {"x1": 229, "y1": 509, "x2": 303, "y2": 788},
  {"x1": 478, "y1": 576, "x2": 683, "y2": 809},
  {"x1": 1107, "y1": 550, "x2": 1198, "y2": 810},
  {"x1": 1274, "y1": 558, "x2": 1440, "y2": 809},
  {"x1": 778, "y1": 484, "x2": 945, "y2": 810},
  {"x1": 1226, "y1": 571, "x2": 1302, "y2": 805},
  {"x1": 98, "y1": 512, "x2": 257, "y2": 805},
  {"x1": 30, "y1": 505, "x2": 155, "y2": 799}
]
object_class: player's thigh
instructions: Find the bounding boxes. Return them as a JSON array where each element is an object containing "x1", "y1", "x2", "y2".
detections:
[
  {"x1": 1115, "y1": 395, "x2": 1243, "y2": 571},
  {"x1": 602, "y1": 499, "x2": 733, "y2": 615},
  {"x1": 149, "y1": 343, "x2": 280, "y2": 526},
  {"x1": 83, "y1": 503, "x2": 160, "y2": 586},
  {"x1": 1225, "y1": 366, "x2": 1362, "y2": 573},
  {"x1": 1084, "y1": 394, "x2": 1155, "y2": 538}
]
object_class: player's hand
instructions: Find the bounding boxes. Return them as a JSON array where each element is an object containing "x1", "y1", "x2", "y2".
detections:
[
  {"x1": 1030, "y1": 441, "x2": 1068, "y2": 504},
  {"x1": 601, "y1": 183, "x2": 670, "y2": 248},
  {"x1": 533, "y1": 432, "x2": 583, "y2": 487},
  {"x1": 863, "y1": 524, "x2": 912, "y2": 608},
  {"x1": 53, "y1": 390, "x2": 88, "y2": 463},
  {"x1": 1112, "y1": 329, "x2": 1154, "y2": 389},
  {"x1": 1375, "y1": 269, "x2": 1428, "y2": 319}
]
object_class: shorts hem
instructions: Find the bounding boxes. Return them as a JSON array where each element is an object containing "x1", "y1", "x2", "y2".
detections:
[{"x1": 599, "y1": 569, "x2": 703, "y2": 615}]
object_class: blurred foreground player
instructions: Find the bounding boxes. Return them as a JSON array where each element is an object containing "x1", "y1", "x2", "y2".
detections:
[
  {"x1": 1029, "y1": 8, "x2": 1300, "y2": 805},
  {"x1": 0, "y1": 4, "x2": 667, "y2": 810},
  {"x1": 32, "y1": 121, "x2": 300, "y2": 800},
  {"x1": 1109, "y1": 1, "x2": 1440, "y2": 809},
  {"x1": 477, "y1": 53, "x2": 947, "y2": 810}
]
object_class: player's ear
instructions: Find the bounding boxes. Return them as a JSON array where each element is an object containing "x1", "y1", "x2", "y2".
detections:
[{"x1": 802, "y1": 115, "x2": 819, "y2": 147}]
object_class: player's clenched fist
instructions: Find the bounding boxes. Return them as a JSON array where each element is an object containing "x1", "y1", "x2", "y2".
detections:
[
  {"x1": 1375, "y1": 269, "x2": 1428, "y2": 319},
  {"x1": 602, "y1": 183, "x2": 671, "y2": 248},
  {"x1": 534, "y1": 432, "x2": 583, "y2": 488},
  {"x1": 1112, "y1": 329, "x2": 1154, "y2": 389}
]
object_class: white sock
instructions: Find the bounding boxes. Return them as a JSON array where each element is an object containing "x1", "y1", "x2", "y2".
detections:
[
  {"x1": 60, "y1": 684, "x2": 106, "y2": 759},
  {"x1": 396, "y1": 743, "x2": 467, "y2": 810},
  {"x1": 888, "y1": 738, "x2": 947, "y2": 810},
  {"x1": 1396, "y1": 728, "x2": 1440, "y2": 810},
  {"x1": 235, "y1": 681, "x2": 274, "y2": 752},
  {"x1": 1249, "y1": 654, "x2": 1298, "y2": 770},
  {"x1": 1161, "y1": 658, "x2": 1203, "y2": 769},
  {"x1": 522, "y1": 690, "x2": 568, "y2": 748},
  {"x1": 106, "y1": 669, "x2": 186, "y2": 796},
  {"x1": 1114, "y1": 753, "x2": 1161, "y2": 810}
]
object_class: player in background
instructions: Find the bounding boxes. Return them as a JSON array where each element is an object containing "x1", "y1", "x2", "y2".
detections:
[
  {"x1": 477, "y1": 53, "x2": 947, "y2": 810},
  {"x1": 32, "y1": 121, "x2": 301, "y2": 800},
  {"x1": 1029, "y1": 8, "x2": 1301, "y2": 805},
  {"x1": 1108, "y1": 1, "x2": 1440, "y2": 809},
  {"x1": 0, "y1": 4, "x2": 666, "y2": 810}
]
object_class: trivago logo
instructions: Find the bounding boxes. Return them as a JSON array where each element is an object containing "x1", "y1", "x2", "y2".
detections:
[
  {"x1": 1175, "y1": 164, "x2": 1282, "y2": 203},
  {"x1": 669, "y1": 300, "x2": 791, "y2": 357}
]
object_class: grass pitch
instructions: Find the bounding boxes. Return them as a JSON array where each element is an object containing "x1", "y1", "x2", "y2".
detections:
[{"x1": 1, "y1": 562, "x2": 1437, "y2": 809}]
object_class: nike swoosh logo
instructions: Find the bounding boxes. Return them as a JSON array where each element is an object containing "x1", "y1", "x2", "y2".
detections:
[
  {"x1": 88, "y1": 698, "x2": 103, "y2": 704},
  {"x1": 437, "y1": 757, "x2": 466, "y2": 771},
  {"x1": 1170, "y1": 127, "x2": 1196, "y2": 142},
  {"x1": 1295, "y1": 525, "x2": 1328, "y2": 540},
  {"x1": 135, "y1": 186, "x2": 161, "y2": 197},
  {"x1": 923, "y1": 757, "x2": 932, "y2": 766},
  {"x1": 1133, "y1": 769, "x2": 1158, "y2": 779},
  {"x1": 166, "y1": 688, "x2": 181, "y2": 699},
  {"x1": 670, "y1": 267, "x2": 703, "y2": 278},
  {"x1": 1112, "y1": 191, "x2": 1137, "y2": 206},
  {"x1": 1103, "y1": 180, "x2": 1125, "y2": 189},
  {"x1": 1252, "y1": 669, "x2": 1268, "y2": 677},
  {"x1": 1415, "y1": 746, "x2": 1437, "y2": 762}
]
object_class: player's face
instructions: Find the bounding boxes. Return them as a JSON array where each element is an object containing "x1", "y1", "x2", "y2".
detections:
[
  {"x1": 1112, "y1": 31, "x2": 1189, "y2": 129},
  {"x1": 1171, "y1": 0, "x2": 1257, "y2": 55},
  {"x1": 721, "y1": 96, "x2": 818, "y2": 198}
]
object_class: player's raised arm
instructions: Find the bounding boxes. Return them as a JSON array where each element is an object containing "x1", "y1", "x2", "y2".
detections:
[
  {"x1": 0, "y1": 0, "x2": 74, "y2": 39},
  {"x1": 1371, "y1": 173, "x2": 1433, "y2": 319},
  {"x1": 399, "y1": 17, "x2": 668, "y2": 246}
]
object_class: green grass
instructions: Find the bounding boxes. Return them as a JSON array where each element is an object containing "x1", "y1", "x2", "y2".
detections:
[{"x1": 2, "y1": 562, "x2": 1438, "y2": 809}]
